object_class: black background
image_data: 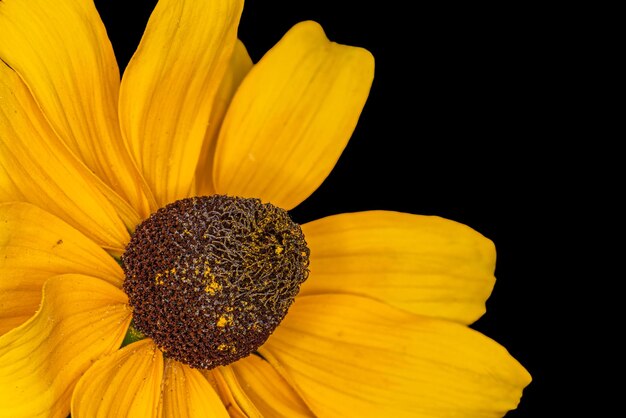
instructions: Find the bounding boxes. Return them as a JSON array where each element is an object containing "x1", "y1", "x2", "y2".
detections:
[{"x1": 95, "y1": 1, "x2": 552, "y2": 416}]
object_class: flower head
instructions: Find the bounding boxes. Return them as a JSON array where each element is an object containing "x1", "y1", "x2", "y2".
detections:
[{"x1": 0, "y1": 0, "x2": 530, "y2": 417}]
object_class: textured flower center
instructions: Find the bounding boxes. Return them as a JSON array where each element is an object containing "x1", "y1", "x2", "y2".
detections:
[{"x1": 122, "y1": 195, "x2": 310, "y2": 369}]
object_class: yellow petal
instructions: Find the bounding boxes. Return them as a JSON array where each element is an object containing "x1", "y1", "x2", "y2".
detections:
[
  {"x1": 119, "y1": 0, "x2": 244, "y2": 206},
  {"x1": 260, "y1": 295, "x2": 531, "y2": 418},
  {"x1": 226, "y1": 356, "x2": 313, "y2": 417},
  {"x1": 213, "y1": 21, "x2": 374, "y2": 210},
  {"x1": 212, "y1": 366, "x2": 261, "y2": 418},
  {"x1": 195, "y1": 40, "x2": 254, "y2": 196},
  {"x1": 0, "y1": 0, "x2": 155, "y2": 218},
  {"x1": 0, "y1": 61, "x2": 131, "y2": 252},
  {"x1": 0, "y1": 203, "x2": 124, "y2": 334},
  {"x1": 72, "y1": 339, "x2": 163, "y2": 418},
  {"x1": 158, "y1": 359, "x2": 229, "y2": 418},
  {"x1": 299, "y1": 211, "x2": 496, "y2": 324},
  {"x1": 0, "y1": 274, "x2": 130, "y2": 418},
  {"x1": 204, "y1": 369, "x2": 248, "y2": 418}
]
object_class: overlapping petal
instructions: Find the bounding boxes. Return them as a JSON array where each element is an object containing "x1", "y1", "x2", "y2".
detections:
[
  {"x1": 158, "y1": 359, "x2": 229, "y2": 418},
  {"x1": 119, "y1": 0, "x2": 244, "y2": 206},
  {"x1": 299, "y1": 211, "x2": 496, "y2": 324},
  {"x1": 0, "y1": 60, "x2": 131, "y2": 252},
  {"x1": 195, "y1": 40, "x2": 253, "y2": 196},
  {"x1": 71, "y1": 340, "x2": 163, "y2": 418},
  {"x1": 260, "y1": 294, "x2": 531, "y2": 418},
  {"x1": 213, "y1": 21, "x2": 374, "y2": 209},
  {"x1": 0, "y1": 203, "x2": 124, "y2": 334},
  {"x1": 205, "y1": 369, "x2": 248, "y2": 417},
  {"x1": 0, "y1": 0, "x2": 155, "y2": 218},
  {"x1": 226, "y1": 355, "x2": 313, "y2": 417},
  {"x1": 0, "y1": 275, "x2": 130, "y2": 418}
]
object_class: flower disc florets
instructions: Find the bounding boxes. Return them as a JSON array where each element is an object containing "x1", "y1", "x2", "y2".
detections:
[{"x1": 122, "y1": 195, "x2": 310, "y2": 369}]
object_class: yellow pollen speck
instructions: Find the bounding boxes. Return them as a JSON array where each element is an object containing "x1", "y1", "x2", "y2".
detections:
[
  {"x1": 215, "y1": 343, "x2": 237, "y2": 353},
  {"x1": 200, "y1": 263, "x2": 222, "y2": 295},
  {"x1": 275, "y1": 246, "x2": 284, "y2": 255},
  {"x1": 216, "y1": 314, "x2": 233, "y2": 328},
  {"x1": 204, "y1": 280, "x2": 221, "y2": 295},
  {"x1": 154, "y1": 273, "x2": 164, "y2": 285}
]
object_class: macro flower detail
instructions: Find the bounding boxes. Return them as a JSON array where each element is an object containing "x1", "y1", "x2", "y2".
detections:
[
  {"x1": 0, "y1": 0, "x2": 531, "y2": 417},
  {"x1": 123, "y1": 195, "x2": 310, "y2": 369}
]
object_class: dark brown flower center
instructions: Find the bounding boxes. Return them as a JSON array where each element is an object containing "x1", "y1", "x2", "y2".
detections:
[{"x1": 122, "y1": 195, "x2": 310, "y2": 369}]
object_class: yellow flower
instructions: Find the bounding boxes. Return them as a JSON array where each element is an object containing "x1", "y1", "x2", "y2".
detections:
[{"x1": 0, "y1": 0, "x2": 531, "y2": 417}]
